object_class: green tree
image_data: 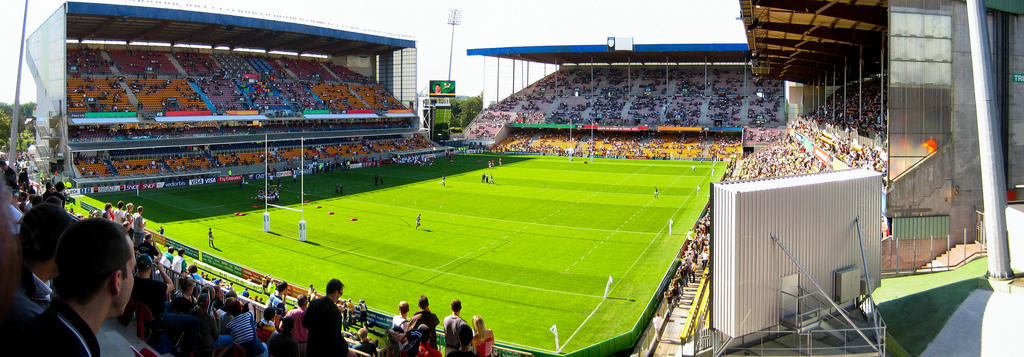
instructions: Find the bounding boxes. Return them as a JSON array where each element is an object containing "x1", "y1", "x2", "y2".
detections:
[
  {"x1": 0, "y1": 102, "x2": 38, "y2": 151},
  {"x1": 456, "y1": 93, "x2": 483, "y2": 128}
]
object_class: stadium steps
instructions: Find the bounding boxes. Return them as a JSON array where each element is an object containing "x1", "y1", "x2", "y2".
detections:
[
  {"x1": 650, "y1": 268, "x2": 705, "y2": 357},
  {"x1": 666, "y1": 80, "x2": 678, "y2": 96},
  {"x1": 273, "y1": 59, "x2": 300, "y2": 79},
  {"x1": 621, "y1": 96, "x2": 635, "y2": 119},
  {"x1": 921, "y1": 243, "x2": 984, "y2": 271},
  {"x1": 346, "y1": 85, "x2": 374, "y2": 109},
  {"x1": 118, "y1": 81, "x2": 140, "y2": 110},
  {"x1": 319, "y1": 62, "x2": 344, "y2": 82},
  {"x1": 101, "y1": 51, "x2": 121, "y2": 76},
  {"x1": 188, "y1": 81, "x2": 217, "y2": 112},
  {"x1": 164, "y1": 52, "x2": 189, "y2": 76},
  {"x1": 104, "y1": 159, "x2": 120, "y2": 176},
  {"x1": 543, "y1": 96, "x2": 563, "y2": 121},
  {"x1": 699, "y1": 97, "x2": 709, "y2": 124}
]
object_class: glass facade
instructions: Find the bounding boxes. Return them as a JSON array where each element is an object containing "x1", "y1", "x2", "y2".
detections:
[
  {"x1": 887, "y1": 0, "x2": 954, "y2": 180},
  {"x1": 377, "y1": 47, "x2": 417, "y2": 110}
]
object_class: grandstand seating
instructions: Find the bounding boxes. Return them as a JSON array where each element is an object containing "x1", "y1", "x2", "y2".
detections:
[
  {"x1": 110, "y1": 158, "x2": 164, "y2": 175},
  {"x1": 108, "y1": 50, "x2": 181, "y2": 76},
  {"x1": 67, "y1": 49, "x2": 113, "y2": 75},
  {"x1": 803, "y1": 76, "x2": 886, "y2": 135},
  {"x1": 211, "y1": 53, "x2": 257, "y2": 75},
  {"x1": 165, "y1": 154, "x2": 213, "y2": 172},
  {"x1": 277, "y1": 57, "x2": 328, "y2": 79},
  {"x1": 491, "y1": 128, "x2": 740, "y2": 159},
  {"x1": 173, "y1": 52, "x2": 219, "y2": 76},
  {"x1": 275, "y1": 81, "x2": 325, "y2": 111},
  {"x1": 239, "y1": 80, "x2": 287, "y2": 110},
  {"x1": 467, "y1": 66, "x2": 785, "y2": 139},
  {"x1": 193, "y1": 78, "x2": 252, "y2": 113},
  {"x1": 312, "y1": 83, "x2": 368, "y2": 111},
  {"x1": 66, "y1": 78, "x2": 133, "y2": 113},
  {"x1": 127, "y1": 79, "x2": 208, "y2": 112},
  {"x1": 75, "y1": 158, "x2": 111, "y2": 177}
]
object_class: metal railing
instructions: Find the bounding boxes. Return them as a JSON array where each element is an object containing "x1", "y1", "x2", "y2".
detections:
[{"x1": 881, "y1": 233, "x2": 987, "y2": 275}]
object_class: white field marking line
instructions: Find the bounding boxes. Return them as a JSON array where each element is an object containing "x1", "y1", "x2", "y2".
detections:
[
  {"x1": 346, "y1": 189, "x2": 660, "y2": 236},
  {"x1": 558, "y1": 299, "x2": 606, "y2": 351},
  {"x1": 562, "y1": 164, "x2": 656, "y2": 273},
  {"x1": 559, "y1": 166, "x2": 711, "y2": 349},
  {"x1": 433, "y1": 164, "x2": 651, "y2": 272},
  {"x1": 241, "y1": 223, "x2": 606, "y2": 299}
]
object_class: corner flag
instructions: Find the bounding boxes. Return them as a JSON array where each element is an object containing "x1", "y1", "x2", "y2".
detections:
[{"x1": 550, "y1": 325, "x2": 557, "y2": 334}]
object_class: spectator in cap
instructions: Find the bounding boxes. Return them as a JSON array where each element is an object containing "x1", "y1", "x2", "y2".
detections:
[
  {"x1": 134, "y1": 252, "x2": 201, "y2": 355},
  {"x1": 8, "y1": 203, "x2": 76, "y2": 327}
]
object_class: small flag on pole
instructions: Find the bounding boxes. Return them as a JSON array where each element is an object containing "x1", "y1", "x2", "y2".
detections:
[
  {"x1": 550, "y1": 325, "x2": 557, "y2": 334},
  {"x1": 608, "y1": 276, "x2": 614, "y2": 284}
]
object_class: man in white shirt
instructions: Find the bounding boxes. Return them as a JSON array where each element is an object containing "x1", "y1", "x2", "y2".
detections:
[
  {"x1": 172, "y1": 248, "x2": 187, "y2": 273},
  {"x1": 392, "y1": 301, "x2": 409, "y2": 331}
]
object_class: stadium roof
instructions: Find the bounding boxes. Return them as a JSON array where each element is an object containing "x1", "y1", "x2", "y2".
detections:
[
  {"x1": 467, "y1": 43, "x2": 750, "y2": 64},
  {"x1": 65, "y1": 1, "x2": 415, "y2": 57},
  {"x1": 738, "y1": 0, "x2": 887, "y2": 84}
]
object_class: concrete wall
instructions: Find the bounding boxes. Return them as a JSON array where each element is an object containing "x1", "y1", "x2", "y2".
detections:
[
  {"x1": 889, "y1": 2, "x2": 1023, "y2": 243},
  {"x1": 1007, "y1": 12, "x2": 1024, "y2": 194}
]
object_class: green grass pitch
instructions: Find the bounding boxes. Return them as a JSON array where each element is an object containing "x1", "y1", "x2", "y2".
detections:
[{"x1": 82, "y1": 154, "x2": 724, "y2": 353}]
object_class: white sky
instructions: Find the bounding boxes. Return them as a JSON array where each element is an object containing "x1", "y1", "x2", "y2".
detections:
[{"x1": 0, "y1": 0, "x2": 747, "y2": 105}]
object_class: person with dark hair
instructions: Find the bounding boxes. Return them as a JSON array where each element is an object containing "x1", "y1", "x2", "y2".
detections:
[
  {"x1": 303, "y1": 278, "x2": 346, "y2": 357},
  {"x1": 443, "y1": 300, "x2": 469, "y2": 355},
  {"x1": 17, "y1": 167, "x2": 28, "y2": 190},
  {"x1": 9, "y1": 204, "x2": 76, "y2": 326},
  {"x1": 0, "y1": 161, "x2": 16, "y2": 191},
  {"x1": 134, "y1": 253, "x2": 201, "y2": 355},
  {"x1": 195, "y1": 293, "x2": 233, "y2": 357},
  {"x1": 284, "y1": 294, "x2": 309, "y2": 355},
  {"x1": 447, "y1": 324, "x2": 478, "y2": 357},
  {"x1": 256, "y1": 307, "x2": 277, "y2": 343},
  {"x1": 268, "y1": 316, "x2": 300, "y2": 357},
  {"x1": 224, "y1": 299, "x2": 269, "y2": 357},
  {"x1": 267, "y1": 280, "x2": 289, "y2": 324},
  {"x1": 43, "y1": 181, "x2": 66, "y2": 206},
  {"x1": 407, "y1": 295, "x2": 441, "y2": 350},
  {"x1": 15, "y1": 218, "x2": 136, "y2": 356}
]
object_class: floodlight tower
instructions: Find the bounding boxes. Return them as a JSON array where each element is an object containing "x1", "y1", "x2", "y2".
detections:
[{"x1": 447, "y1": 8, "x2": 462, "y2": 81}]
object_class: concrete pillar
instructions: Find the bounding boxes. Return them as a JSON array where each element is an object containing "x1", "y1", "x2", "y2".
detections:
[{"x1": 966, "y1": 0, "x2": 1012, "y2": 279}]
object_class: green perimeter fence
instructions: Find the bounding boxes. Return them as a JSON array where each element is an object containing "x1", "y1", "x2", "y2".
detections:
[{"x1": 81, "y1": 187, "x2": 707, "y2": 357}]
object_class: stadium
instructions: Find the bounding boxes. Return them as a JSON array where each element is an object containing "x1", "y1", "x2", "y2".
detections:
[{"x1": 2, "y1": 1, "x2": 1023, "y2": 357}]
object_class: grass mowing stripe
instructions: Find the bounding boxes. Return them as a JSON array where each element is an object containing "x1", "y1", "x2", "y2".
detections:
[
  {"x1": 81, "y1": 155, "x2": 720, "y2": 351},
  {"x1": 559, "y1": 162, "x2": 715, "y2": 350}
]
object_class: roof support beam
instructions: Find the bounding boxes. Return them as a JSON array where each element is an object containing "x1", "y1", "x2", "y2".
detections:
[
  {"x1": 172, "y1": 24, "x2": 221, "y2": 45},
  {"x1": 216, "y1": 29, "x2": 265, "y2": 48},
  {"x1": 757, "y1": 22, "x2": 881, "y2": 48},
  {"x1": 129, "y1": 21, "x2": 172, "y2": 42},
  {"x1": 756, "y1": 0, "x2": 886, "y2": 27},
  {"x1": 82, "y1": 17, "x2": 118, "y2": 39}
]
